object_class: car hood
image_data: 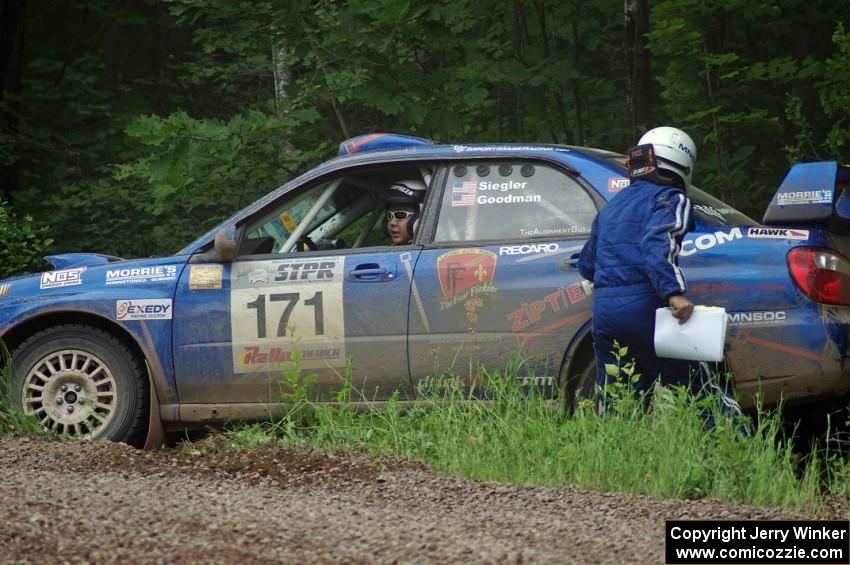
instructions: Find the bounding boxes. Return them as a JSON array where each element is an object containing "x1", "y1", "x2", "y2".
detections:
[{"x1": 44, "y1": 253, "x2": 125, "y2": 270}]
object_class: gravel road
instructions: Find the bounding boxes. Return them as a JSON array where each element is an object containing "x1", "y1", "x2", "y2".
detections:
[{"x1": 0, "y1": 437, "x2": 834, "y2": 564}]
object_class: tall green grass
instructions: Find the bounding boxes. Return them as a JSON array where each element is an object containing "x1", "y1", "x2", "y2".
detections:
[
  {"x1": 0, "y1": 345, "x2": 44, "y2": 437},
  {"x1": 212, "y1": 354, "x2": 850, "y2": 511}
]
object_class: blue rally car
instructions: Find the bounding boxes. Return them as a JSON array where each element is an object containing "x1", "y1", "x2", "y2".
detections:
[{"x1": 2, "y1": 133, "x2": 850, "y2": 447}]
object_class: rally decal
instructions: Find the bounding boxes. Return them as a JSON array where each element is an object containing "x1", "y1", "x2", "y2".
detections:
[
  {"x1": 0, "y1": 284, "x2": 9, "y2": 297},
  {"x1": 437, "y1": 249, "x2": 498, "y2": 322},
  {"x1": 747, "y1": 227, "x2": 809, "y2": 240},
  {"x1": 680, "y1": 228, "x2": 743, "y2": 257},
  {"x1": 451, "y1": 145, "x2": 565, "y2": 153},
  {"x1": 451, "y1": 179, "x2": 542, "y2": 208},
  {"x1": 116, "y1": 299, "x2": 172, "y2": 321},
  {"x1": 506, "y1": 282, "x2": 588, "y2": 332},
  {"x1": 230, "y1": 257, "x2": 345, "y2": 373},
  {"x1": 106, "y1": 265, "x2": 178, "y2": 285},
  {"x1": 607, "y1": 177, "x2": 630, "y2": 193},
  {"x1": 189, "y1": 265, "x2": 223, "y2": 289},
  {"x1": 499, "y1": 243, "x2": 560, "y2": 256},
  {"x1": 775, "y1": 190, "x2": 831, "y2": 206},
  {"x1": 726, "y1": 310, "x2": 787, "y2": 327},
  {"x1": 40, "y1": 267, "x2": 86, "y2": 290}
]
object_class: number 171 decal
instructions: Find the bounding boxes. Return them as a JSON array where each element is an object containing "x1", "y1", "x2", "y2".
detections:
[{"x1": 230, "y1": 257, "x2": 346, "y2": 373}]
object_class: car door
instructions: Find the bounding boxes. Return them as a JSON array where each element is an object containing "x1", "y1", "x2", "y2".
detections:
[
  {"x1": 408, "y1": 159, "x2": 600, "y2": 392},
  {"x1": 172, "y1": 166, "x2": 429, "y2": 405}
]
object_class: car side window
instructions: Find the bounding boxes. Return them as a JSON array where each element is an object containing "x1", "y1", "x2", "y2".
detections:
[
  {"x1": 238, "y1": 165, "x2": 433, "y2": 256},
  {"x1": 433, "y1": 160, "x2": 597, "y2": 242}
]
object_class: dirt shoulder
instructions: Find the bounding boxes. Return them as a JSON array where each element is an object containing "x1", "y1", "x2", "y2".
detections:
[{"x1": 0, "y1": 437, "x2": 827, "y2": 564}]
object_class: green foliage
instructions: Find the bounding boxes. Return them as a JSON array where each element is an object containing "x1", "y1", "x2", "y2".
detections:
[
  {"x1": 3, "y1": 0, "x2": 850, "y2": 254},
  {"x1": 0, "y1": 200, "x2": 52, "y2": 278},
  {"x1": 0, "y1": 346, "x2": 46, "y2": 438},
  {"x1": 208, "y1": 357, "x2": 844, "y2": 510}
]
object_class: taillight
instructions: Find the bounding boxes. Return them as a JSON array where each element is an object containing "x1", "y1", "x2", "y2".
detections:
[{"x1": 787, "y1": 247, "x2": 850, "y2": 305}]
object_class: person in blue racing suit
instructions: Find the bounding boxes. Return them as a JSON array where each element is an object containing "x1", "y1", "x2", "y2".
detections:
[{"x1": 578, "y1": 126, "x2": 742, "y2": 419}]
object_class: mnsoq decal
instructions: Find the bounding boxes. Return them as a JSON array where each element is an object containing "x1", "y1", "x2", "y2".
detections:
[
  {"x1": 116, "y1": 299, "x2": 172, "y2": 321},
  {"x1": 747, "y1": 227, "x2": 809, "y2": 240}
]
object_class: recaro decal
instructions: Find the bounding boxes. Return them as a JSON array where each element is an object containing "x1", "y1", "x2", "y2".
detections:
[
  {"x1": 499, "y1": 243, "x2": 560, "y2": 256},
  {"x1": 680, "y1": 228, "x2": 743, "y2": 257},
  {"x1": 230, "y1": 256, "x2": 346, "y2": 373}
]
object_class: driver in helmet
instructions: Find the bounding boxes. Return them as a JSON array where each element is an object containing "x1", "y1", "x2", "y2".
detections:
[
  {"x1": 385, "y1": 179, "x2": 426, "y2": 245},
  {"x1": 578, "y1": 126, "x2": 742, "y2": 424}
]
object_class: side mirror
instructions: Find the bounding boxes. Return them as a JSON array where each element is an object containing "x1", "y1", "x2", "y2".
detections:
[{"x1": 214, "y1": 226, "x2": 237, "y2": 262}]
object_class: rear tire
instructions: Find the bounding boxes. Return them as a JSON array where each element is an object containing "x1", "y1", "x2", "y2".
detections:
[
  {"x1": 11, "y1": 325, "x2": 148, "y2": 446},
  {"x1": 559, "y1": 351, "x2": 597, "y2": 413}
]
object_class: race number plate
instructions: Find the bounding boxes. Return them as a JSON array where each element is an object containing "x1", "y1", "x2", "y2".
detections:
[{"x1": 230, "y1": 257, "x2": 346, "y2": 373}]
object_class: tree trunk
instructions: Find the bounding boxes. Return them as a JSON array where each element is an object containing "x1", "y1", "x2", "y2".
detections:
[
  {"x1": 0, "y1": 0, "x2": 26, "y2": 201},
  {"x1": 624, "y1": 0, "x2": 651, "y2": 140}
]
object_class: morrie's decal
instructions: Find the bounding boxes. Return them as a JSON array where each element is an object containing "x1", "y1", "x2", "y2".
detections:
[
  {"x1": 680, "y1": 228, "x2": 743, "y2": 257},
  {"x1": 507, "y1": 282, "x2": 588, "y2": 331},
  {"x1": 189, "y1": 265, "x2": 223, "y2": 289},
  {"x1": 40, "y1": 267, "x2": 86, "y2": 289},
  {"x1": 230, "y1": 257, "x2": 346, "y2": 373},
  {"x1": 0, "y1": 283, "x2": 10, "y2": 297},
  {"x1": 499, "y1": 243, "x2": 560, "y2": 256},
  {"x1": 106, "y1": 265, "x2": 178, "y2": 285},
  {"x1": 726, "y1": 310, "x2": 787, "y2": 327},
  {"x1": 747, "y1": 227, "x2": 809, "y2": 240},
  {"x1": 437, "y1": 249, "x2": 498, "y2": 322},
  {"x1": 775, "y1": 190, "x2": 831, "y2": 206},
  {"x1": 116, "y1": 299, "x2": 172, "y2": 321},
  {"x1": 608, "y1": 177, "x2": 630, "y2": 193}
]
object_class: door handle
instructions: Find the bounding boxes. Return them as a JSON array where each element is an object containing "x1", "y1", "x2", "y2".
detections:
[
  {"x1": 561, "y1": 253, "x2": 581, "y2": 269},
  {"x1": 348, "y1": 264, "x2": 394, "y2": 281}
]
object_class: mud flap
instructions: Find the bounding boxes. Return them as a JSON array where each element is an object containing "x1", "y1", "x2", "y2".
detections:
[{"x1": 143, "y1": 378, "x2": 165, "y2": 450}]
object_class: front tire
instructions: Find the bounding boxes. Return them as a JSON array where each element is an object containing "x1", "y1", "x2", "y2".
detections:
[{"x1": 11, "y1": 325, "x2": 148, "y2": 446}]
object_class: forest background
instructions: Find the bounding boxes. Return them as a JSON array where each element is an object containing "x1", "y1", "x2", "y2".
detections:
[{"x1": 1, "y1": 0, "x2": 849, "y2": 277}]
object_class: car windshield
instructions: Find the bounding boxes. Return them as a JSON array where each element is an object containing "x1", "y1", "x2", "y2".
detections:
[{"x1": 688, "y1": 187, "x2": 758, "y2": 226}]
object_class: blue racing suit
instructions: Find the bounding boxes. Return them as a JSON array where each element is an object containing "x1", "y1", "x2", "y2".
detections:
[{"x1": 578, "y1": 179, "x2": 739, "y2": 414}]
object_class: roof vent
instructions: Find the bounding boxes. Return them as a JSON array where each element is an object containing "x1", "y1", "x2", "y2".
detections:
[{"x1": 338, "y1": 133, "x2": 433, "y2": 156}]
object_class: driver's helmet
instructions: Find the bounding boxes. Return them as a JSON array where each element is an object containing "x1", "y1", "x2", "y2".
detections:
[{"x1": 385, "y1": 179, "x2": 427, "y2": 240}]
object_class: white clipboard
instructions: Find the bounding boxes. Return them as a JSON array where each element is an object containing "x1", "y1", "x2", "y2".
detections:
[{"x1": 654, "y1": 306, "x2": 727, "y2": 362}]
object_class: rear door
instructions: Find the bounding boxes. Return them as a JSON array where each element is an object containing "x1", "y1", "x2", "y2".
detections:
[{"x1": 408, "y1": 159, "x2": 599, "y2": 390}]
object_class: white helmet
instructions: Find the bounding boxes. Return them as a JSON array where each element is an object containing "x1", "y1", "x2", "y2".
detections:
[{"x1": 637, "y1": 126, "x2": 697, "y2": 188}]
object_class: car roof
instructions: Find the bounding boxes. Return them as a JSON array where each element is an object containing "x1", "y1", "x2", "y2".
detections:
[{"x1": 178, "y1": 137, "x2": 627, "y2": 255}]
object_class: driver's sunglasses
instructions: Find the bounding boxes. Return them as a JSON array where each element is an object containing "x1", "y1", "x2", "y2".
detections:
[{"x1": 386, "y1": 210, "x2": 416, "y2": 221}]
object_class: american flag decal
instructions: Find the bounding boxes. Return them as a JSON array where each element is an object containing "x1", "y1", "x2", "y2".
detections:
[{"x1": 451, "y1": 181, "x2": 477, "y2": 207}]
